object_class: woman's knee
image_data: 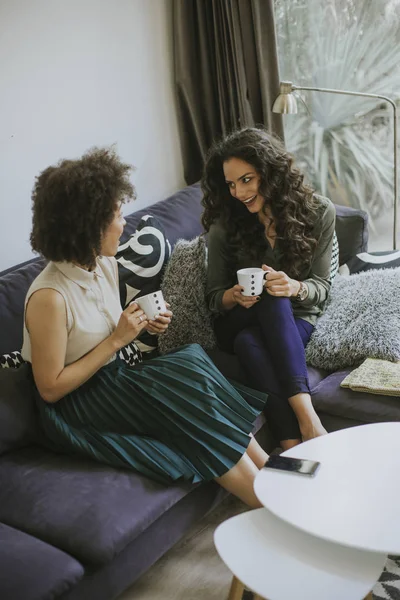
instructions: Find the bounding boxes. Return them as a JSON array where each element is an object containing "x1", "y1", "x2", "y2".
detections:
[{"x1": 256, "y1": 293, "x2": 292, "y2": 316}]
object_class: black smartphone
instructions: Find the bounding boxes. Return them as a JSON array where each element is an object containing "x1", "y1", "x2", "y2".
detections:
[{"x1": 263, "y1": 454, "x2": 320, "y2": 477}]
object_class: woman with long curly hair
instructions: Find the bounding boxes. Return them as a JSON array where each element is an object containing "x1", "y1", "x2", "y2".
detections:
[
  {"x1": 202, "y1": 127, "x2": 336, "y2": 450},
  {"x1": 22, "y1": 146, "x2": 270, "y2": 509}
]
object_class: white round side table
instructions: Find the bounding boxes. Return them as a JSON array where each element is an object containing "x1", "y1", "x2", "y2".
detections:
[
  {"x1": 214, "y1": 508, "x2": 386, "y2": 600},
  {"x1": 254, "y1": 423, "x2": 400, "y2": 554}
]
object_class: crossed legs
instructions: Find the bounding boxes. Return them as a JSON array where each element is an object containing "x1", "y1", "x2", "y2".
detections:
[{"x1": 215, "y1": 294, "x2": 327, "y2": 449}]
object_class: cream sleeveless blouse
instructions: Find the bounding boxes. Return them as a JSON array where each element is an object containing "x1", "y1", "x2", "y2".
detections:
[{"x1": 21, "y1": 257, "x2": 122, "y2": 366}]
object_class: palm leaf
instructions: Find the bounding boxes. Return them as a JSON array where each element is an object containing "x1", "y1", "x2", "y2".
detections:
[{"x1": 275, "y1": 0, "x2": 400, "y2": 236}]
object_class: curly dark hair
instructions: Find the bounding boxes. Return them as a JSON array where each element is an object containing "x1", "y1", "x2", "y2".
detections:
[
  {"x1": 201, "y1": 127, "x2": 321, "y2": 278},
  {"x1": 30, "y1": 147, "x2": 136, "y2": 269}
]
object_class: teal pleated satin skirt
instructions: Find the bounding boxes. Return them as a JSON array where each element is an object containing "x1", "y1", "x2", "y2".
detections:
[{"x1": 36, "y1": 344, "x2": 267, "y2": 485}]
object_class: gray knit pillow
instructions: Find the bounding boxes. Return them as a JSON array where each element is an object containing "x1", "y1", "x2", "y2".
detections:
[
  {"x1": 306, "y1": 268, "x2": 400, "y2": 370},
  {"x1": 158, "y1": 236, "x2": 217, "y2": 354}
]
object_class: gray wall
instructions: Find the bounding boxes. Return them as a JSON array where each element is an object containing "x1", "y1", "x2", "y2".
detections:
[{"x1": 0, "y1": 0, "x2": 185, "y2": 271}]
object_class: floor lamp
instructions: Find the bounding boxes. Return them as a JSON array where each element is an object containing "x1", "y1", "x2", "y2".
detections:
[{"x1": 272, "y1": 81, "x2": 398, "y2": 250}]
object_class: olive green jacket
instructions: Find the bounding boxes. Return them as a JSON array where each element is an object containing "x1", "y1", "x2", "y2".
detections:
[{"x1": 205, "y1": 196, "x2": 336, "y2": 325}]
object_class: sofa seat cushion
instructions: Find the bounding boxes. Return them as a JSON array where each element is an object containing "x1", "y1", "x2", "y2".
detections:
[
  {"x1": 312, "y1": 369, "x2": 400, "y2": 423},
  {"x1": 0, "y1": 522, "x2": 84, "y2": 600},
  {"x1": 0, "y1": 446, "x2": 194, "y2": 566}
]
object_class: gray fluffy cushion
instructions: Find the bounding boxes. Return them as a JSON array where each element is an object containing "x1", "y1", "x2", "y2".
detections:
[
  {"x1": 158, "y1": 236, "x2": 217, "y2": 354},
  {"x1": 306, "y1": 268, "x2": 400, "y2": 370}
]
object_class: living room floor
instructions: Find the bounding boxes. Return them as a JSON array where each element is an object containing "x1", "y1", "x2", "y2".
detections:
[
  {"x1": 118, "y1": 495, "x2": 246, "y2": 600},
  {"x1": 117, "y1": 494, "x2": 398, "y2": 600}
]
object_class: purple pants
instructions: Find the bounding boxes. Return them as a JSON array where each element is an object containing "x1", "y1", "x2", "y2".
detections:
[{"x1": 214, "y1": 293, "x2": 314, "y2": 442}]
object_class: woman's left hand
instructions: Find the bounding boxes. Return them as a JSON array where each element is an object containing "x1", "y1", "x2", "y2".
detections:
[
  {"x1": 262, "y1": 265, "x2": 299, "y2": 297},
  {"x1": 144, "y1": 304, "x2": 173, "y2": 334}
]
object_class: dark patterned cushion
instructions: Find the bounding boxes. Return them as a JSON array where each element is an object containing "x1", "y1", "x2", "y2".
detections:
[
  {"x1": 116, "y1": 215, "x2": 171, "y2": 354},
  {"x1": 348, "y1": 250, "x2": 400, "y2": 274},
  {"x1": 118, "y1": 342, "x2": 143, "y2": 367},
  {"x1": 0, "y1": 351, "x2": 25, "y2": 369}
]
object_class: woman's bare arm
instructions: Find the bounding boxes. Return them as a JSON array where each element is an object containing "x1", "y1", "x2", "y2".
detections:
[{"x1": 27, "y1": 289, "x2": 147, "y2": 403}]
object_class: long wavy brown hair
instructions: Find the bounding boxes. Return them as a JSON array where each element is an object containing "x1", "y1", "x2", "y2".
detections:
[{"x1": 201, "y1": 128, "x2": 321, "y2": 278}]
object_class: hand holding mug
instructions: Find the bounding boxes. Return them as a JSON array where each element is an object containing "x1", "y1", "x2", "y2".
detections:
[
  {"x1": 145, "y1": 303, "x2": 173, "y2": 334},
  {"x1": 231, "y1": 284, "x2": 259, "y2": 309},
  {"x1": 262, "y1": 265, "x2": 299, "y2": 297},
  {"x1": 112, "y1": 302, "x2": 148, "y2": 348}
]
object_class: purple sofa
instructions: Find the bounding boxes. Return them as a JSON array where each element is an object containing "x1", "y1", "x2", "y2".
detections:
[{"x1": 0, "y1": 182, "x2": 395, "y2": 600}]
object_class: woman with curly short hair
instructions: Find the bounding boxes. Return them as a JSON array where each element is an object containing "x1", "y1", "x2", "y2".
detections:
[
  {"x1": 202, "y1": 127, "x2": 336, "y2": 449},
  {"x1": 22, "y1": 147, "x2": 270, "y2": 508}
]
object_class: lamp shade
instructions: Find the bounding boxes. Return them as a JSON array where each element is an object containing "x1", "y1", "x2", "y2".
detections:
[
  {"x1": 272, "y1": 81, "x2": 298, "y2": 114},
  {"x1": 272, "y1": 92, "x2": 298, "y2": 114}
]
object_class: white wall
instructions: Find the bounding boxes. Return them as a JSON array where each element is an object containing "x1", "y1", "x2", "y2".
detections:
[{"x1": 0, "y1": 0, "x2": 184, "y2": 271}]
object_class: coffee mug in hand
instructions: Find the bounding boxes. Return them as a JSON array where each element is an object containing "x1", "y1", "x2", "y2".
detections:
[
  {"x1": 135, "y1": 290, "x2": 167, "y2": 320},
  {"x1": 237, "y1": 268, "x2": 267, "y2": 296}
]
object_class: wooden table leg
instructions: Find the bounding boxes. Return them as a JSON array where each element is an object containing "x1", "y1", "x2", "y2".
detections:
[
  {"x1": 227, "y1": 576, "x2": 245, "y2": 600},
  {"x1": 363, "y1": 592, "x2": 373, "y2": 600}
]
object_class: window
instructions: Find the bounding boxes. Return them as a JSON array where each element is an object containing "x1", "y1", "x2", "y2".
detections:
[{"x1": 275, "y1": 0, "x2": 400, "y2": 250}]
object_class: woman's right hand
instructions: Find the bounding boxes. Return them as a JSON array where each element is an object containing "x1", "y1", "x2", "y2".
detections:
[
  {"x1": 111, "y1": 303, "x2": 148, "y2": 348},
  {"x1": 228, "y1": 284, "x2": 260, "y2": 309}
]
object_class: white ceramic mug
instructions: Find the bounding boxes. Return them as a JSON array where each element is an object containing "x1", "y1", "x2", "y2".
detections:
[
  {"x1": 237, "y1": 268, "x2": 267, "y2": 296},
  {"x1": 135, "y1": 290, "x2": 167, "y2": 320}
]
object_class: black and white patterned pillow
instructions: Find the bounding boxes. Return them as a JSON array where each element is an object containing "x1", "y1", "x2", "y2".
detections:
[
  {"x1": 347, "y1": 249, "x2": 400, "y2": 274},
  {"x1": 118, "y1": 342, "x2": 143, "y2": 367},
  {"x1": 0, "y1": 351, "x2": 25, "y2": 369},
  {"x1": 116, "y1": 215, "x2": 171, "y2": 354},
  {"x1": 330, "y1": 231, "x2": 339, "y2": 281},
  {"x1": 0, "y1": 347, "x2": 142, "y2": 371}
]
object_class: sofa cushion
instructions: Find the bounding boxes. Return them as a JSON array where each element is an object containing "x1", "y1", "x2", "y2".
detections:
[
  {"x1": 0, "y1": 258, "x2": 46, "y2": 355},
  {"x1": 116, "y1": 215, "x2": 171, "y2": 309},
  {"x1": 348, "y1": 249, "x2": 400, "y2": 274},
  {"x1": 116, "y1": 214, "x2": 171, "y2": 355},
  {"x1": 159, "y1": 236, "x2": 217, "y2": 354},
  {"x1": 0, "y1": 522, "x2": 84, "y2": 600},
  {"x1": 0, "y1": 350, "x2": 25, "y2": 369},
  {"x1": 0, "y1": 446, "x2": 194, "y2": 566},
  {"x1": 306, "y1": 270, "x2": 400, "y2": 370},
  {"x1": 312, "y1": 369, "x2": 400, "y2": 423},
  {"x1": 0, "y1": 364, "x2": 39, "y2": 456},
  {"x1": 334, "y1": 204, "x2": 368, "y2": 266}
]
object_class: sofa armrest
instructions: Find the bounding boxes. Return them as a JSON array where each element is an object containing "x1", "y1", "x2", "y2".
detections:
[{"x1": 334, "y1": 204, "x2": 369, "y2": 265}]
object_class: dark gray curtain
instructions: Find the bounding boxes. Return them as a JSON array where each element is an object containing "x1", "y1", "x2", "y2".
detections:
[{"x1": 173, "y1": 0, "x2": 283, "y2": 184}]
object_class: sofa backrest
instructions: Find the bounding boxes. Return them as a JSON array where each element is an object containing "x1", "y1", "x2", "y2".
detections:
[{"x1": 0, "y1": 182, "x2": 367, "y2": 356}]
